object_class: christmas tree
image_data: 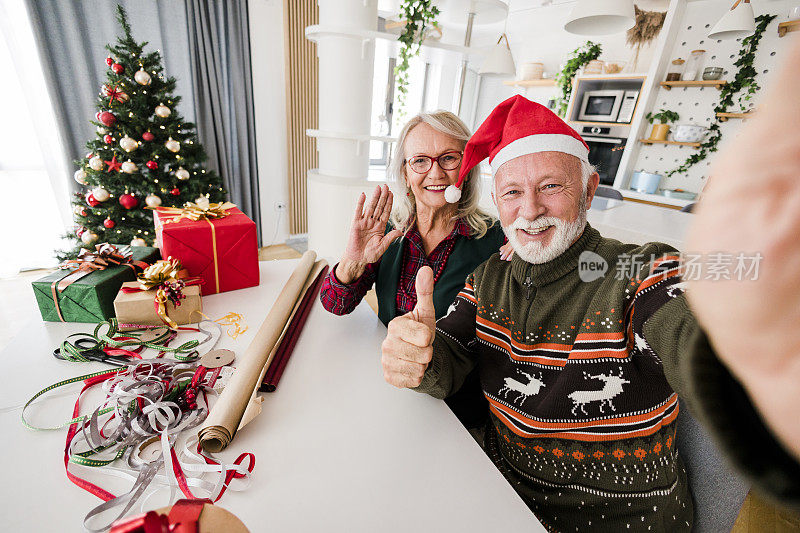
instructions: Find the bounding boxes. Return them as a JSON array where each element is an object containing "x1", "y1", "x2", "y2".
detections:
[{"x1": 62, "y1": 5, "x2": 225, "y2": 259}]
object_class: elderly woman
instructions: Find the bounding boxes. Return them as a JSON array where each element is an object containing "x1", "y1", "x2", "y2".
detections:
[{"x1": 319, "y1": 110, "x2": 505, "y2": 430}]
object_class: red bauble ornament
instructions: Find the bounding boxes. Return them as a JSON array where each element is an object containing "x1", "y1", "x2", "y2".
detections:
[
  {"x1": 106, "y1": 57, "x2": 114, "y2": 66},
  {"x1": 170, "y1": 188, "x2": 181, "y2": 196},
  {"x1": 79, "y1": 209, "x2": 87, "y2": 217},
  {"x1": 103, "y1": 218, "x2": 116, "y2": 229},
  {"x1": 111, "y1": 63, "x2": 124, "y2": 74},
  {"x1": 142, "y1": 131, "x2": 155, "y2": 142},
  {"x1": 103, "y1": 134, "x2": 114, "y2": 144},
  {"x1": 76, "y1": 227, "x2": 85, "y2": 236},
  {"x1": 119, "y1": 194, "x2": 138, "y2": 209},
  {"x1": 146, "y1": 160, "x2": 158, "y2": 170},
  {"x1": 86, "y1": 193, "x2": 100, "y2": 207},
  {"x1": 99, "y1": 111, "x2": 116, "y2": 127}
]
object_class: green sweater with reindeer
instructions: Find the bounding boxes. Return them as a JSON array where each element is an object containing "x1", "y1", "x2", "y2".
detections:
[{"x1": 413, "y1": 224, "x2": 800, "y2": 532}]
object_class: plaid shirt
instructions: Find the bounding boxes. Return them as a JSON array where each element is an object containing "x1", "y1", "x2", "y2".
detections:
[{"x1": 320, "y1": 218, "x2": 474, "y2": 317}]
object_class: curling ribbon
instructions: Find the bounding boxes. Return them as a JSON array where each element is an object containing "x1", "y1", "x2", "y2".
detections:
[{"x1": 50, "y1": 244, "x2": 150, "y2": 322}]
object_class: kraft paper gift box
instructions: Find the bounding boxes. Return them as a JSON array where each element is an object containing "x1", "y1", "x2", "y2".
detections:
[
  {"x1": 113, "y1": 281, "x2": 202, "y2": 328},
  {"x1": 32, "y1": 245, "x2": 160, "y2": 323},
  {"x1": 153, "y1": 204, "x2": 259, "y2": 295}
]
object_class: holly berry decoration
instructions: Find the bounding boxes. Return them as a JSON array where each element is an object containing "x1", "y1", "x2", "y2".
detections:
[
  {"x1": 119, "y1": 193, "x2": 139, "y2": 209},
  {"x1": 98, "y1": 111, "x2": 116, "y2": 127},
  {"x1": 86, "y1": 193, "x2": 100, "y2": 207},
  {"x1": 103, "y1": 218, "x2": 116, "y2": 229},
  {"x1": 111, "y1": 63, "x2": 124, "y2": 74},
  {"x1": 146, "y1": 160, "x2": 158, "y2": 170},
  {"x1": 170, "y1": 188, "x2": 181, "y2": 196},
  {"x1": 106, "y1": 57, "x2": 114, "y2": 66},
  {"x1": 142, "y1": 131, "x2": 155, "y2": 142},
  {"x1": 104, "y1": 134, "x2": 114, "y2": 145}
]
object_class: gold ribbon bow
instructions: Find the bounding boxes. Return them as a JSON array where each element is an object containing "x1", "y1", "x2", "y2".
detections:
[
  {"x1": 152, "y1": 199, "x2": 237, "y2": 224},
  {"x1": 128, "y1": 258, "x2": 201, "y2": 329}
]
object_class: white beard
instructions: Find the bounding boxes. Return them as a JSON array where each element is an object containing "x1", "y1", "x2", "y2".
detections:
[{"x1": 502, "y1": 195, "x2": 588, "y2": 265}]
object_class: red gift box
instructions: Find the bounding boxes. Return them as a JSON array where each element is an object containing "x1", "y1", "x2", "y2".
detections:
[{"x1": 153, "y1": 205, "x2": 259, "y2": 294}]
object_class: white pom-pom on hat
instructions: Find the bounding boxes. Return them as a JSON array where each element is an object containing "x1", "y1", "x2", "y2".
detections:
[{"x1": 444, "y1": 185, "x2": 462, "y2": 203}]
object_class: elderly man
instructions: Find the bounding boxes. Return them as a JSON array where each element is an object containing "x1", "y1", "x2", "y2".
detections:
[{"x1": 381, "y1": 44, "x2": 800, "y2": 531}]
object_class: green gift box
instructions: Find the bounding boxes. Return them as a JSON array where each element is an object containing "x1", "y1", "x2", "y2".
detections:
[{"x1": 32, "y1": 246, "x2": 160, "y2": 323}]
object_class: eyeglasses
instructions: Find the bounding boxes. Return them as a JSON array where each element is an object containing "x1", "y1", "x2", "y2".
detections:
[{"x1": 405, "y1": 150, "x2": 463, "y2": 174}]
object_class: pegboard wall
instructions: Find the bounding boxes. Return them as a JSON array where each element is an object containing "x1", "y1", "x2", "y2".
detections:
[{"x1": 629, "y1": 0, "x2": 798, "y2": 195}]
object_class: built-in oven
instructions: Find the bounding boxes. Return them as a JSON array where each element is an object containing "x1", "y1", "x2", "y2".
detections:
[{"x1": 580, "y1": 126, "x2": 626, "y2": 186}]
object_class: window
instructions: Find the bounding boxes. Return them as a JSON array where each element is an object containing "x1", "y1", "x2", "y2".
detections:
[{"x1": 0, "y1": 2, "x2": 70, "y2": 276}]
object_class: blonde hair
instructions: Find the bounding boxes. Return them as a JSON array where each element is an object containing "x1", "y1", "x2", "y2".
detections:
[{"x1": 388, "y1": 110, "x2": 496, "y2": 239}]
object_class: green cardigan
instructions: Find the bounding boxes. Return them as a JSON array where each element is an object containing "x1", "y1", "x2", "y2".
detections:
[{"x1": 373, "y1": 221, "x2": 506, "y2": 325}]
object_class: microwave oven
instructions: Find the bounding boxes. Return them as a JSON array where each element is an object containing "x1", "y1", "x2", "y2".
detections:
[{"x1": 577, "y1": 90, "x2": 639, "y2": 123}]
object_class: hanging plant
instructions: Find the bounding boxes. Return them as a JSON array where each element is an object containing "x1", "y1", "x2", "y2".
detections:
[
  {"x1": 667, "y1": 14, "x2": 776, "y2": 178},
  {"x1": 554, "y1": 41, "x2": 602, "y2": 118},
  {"x1": 394, "y1": 0, "x2": 440, "y2": 117},
  {"x1": 626, "y1": 5, "x2": 666, "y2": 71}
]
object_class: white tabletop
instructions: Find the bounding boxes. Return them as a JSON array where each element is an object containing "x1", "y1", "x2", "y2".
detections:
[
  {"x1": 0, "y1": 260, "x2": 542, "y2": 532},
  {"x1": 588, "y1": 199, "x2": 692, "y2": 249}
]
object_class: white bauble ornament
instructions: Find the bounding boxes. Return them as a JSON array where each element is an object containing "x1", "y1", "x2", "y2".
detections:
[
  {"x1": 145, "y1": 194, "x2": 162, "y2": 208},
  {"x1": 119, "y1": 135, "x2": 138, "y2": 153},
  {"x1": 155, "y1": 104, "x2": 171, "y2": 118},
  {"x1": 74, "y1": 169, "x2": 87, "y2": 185},
  {"x1": 81, "y1": 231, "x2": 99, "y2": 245},
  {"x1": 165, "y1": 138, "x2": 180, "y2": 153},
  {"x1": 88, "y1": 156, "x2": 104, "y2": 171},
  {"x1": 97, "y1": 126, "x2": 107, "y2": 134},
  {"x1": 130, "y1": 237, "x2": 147, "y2": 247},
  {"x1": 121, "y1": 160, "x2": 138, "y2": 173},
  {"x1": 73, "y1": 205, "x2": 84, "y2": 215},
  {"x1": 134, "y1": 69, "x2": 152, "y2": 86},
  {"x1": 175, "y1": 167, "x2": 190, "y2": 181},
  {"x1": 91, "y1": 186, "x2": 110, "y2": 202}
]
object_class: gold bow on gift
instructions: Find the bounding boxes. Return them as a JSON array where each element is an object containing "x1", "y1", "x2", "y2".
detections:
[
  {"x1": 136, "y1": 258, "x2": 185, "y2": 290},
  {"x1": 125, "y1": 258, "x2": 201, "y2": 329},
  {"x1": 152, "y1": 199, "x2": 237, "y2": 224},
  {"x1": 56, "y1": 244, "x2": 142, "y2": 291}
]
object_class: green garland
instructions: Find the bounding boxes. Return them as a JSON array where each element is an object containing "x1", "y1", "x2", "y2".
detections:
[
  {"x1": 554, "y1": 41, "x2": 602, "y2": 117},
  {"x1": 394, "y1": 0, "x2": 440, "y2": 116},
  {"x1": 666, "y1": 14, "x2": 776, "y2": 177}
]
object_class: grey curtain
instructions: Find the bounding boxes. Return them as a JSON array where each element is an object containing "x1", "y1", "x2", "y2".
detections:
[
  {"x1": 24, "y1": 0, "x2": 261, "y2": 241},
  {"x1": 185, "y1": 0, "x2": 261, "y2": 239}
]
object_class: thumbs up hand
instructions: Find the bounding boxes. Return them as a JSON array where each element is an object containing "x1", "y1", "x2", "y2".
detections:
[{"x1": 381, "y1": 266, "x2": 436, "y2": 389}]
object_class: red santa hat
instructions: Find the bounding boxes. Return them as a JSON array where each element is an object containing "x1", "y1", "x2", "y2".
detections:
[{"x1": 444, "y1": 95, "x2": 590, "y2": 203}]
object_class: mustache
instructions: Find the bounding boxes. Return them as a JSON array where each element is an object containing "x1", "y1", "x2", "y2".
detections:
[{"x1": 508, "y1": 217, "x2": 564, "y2": 231}]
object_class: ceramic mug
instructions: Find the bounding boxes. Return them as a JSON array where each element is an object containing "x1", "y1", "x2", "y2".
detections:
[{"x1": 673, "y1": 124, "x2": 708, "y2": 143}]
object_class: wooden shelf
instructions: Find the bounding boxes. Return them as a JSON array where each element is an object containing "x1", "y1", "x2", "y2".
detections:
[
  {"x1": 778, "y1": 20, "x2": 800, "y2": 37},
  {"x1": 503, "y1": 79, "x2": 557, "y2": 87},
  {"x1": 639, "y1": 138, "x2": 701, "y2": 148},
  {"x1": 716, "y1": 112, "x2": 754, "y2": 122},
  {"x1": 659, "y1": 80, "x2": 727, "y2": 90}
]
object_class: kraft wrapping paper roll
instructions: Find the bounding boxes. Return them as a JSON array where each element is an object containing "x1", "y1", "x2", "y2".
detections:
[{"x1": 199, "y1": 251, "x2": 318, "y2": 452}]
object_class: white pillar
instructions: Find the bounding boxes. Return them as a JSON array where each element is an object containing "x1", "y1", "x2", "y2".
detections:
[{"x1": 307, "y1": 0, "x2": 378, "y2": 260}]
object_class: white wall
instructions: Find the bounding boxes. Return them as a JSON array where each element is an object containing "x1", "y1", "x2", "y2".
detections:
[
  {"x1": 470, "y1": 0, "x2": 671, "y2": 128},
  {"x1": 249, "y1": 0, "x2": 291, "y2": 246}
]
